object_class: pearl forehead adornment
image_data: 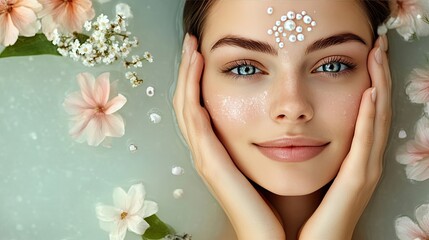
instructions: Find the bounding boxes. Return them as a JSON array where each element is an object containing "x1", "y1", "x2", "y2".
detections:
[{"x1": 266, "y1": 8, "x2": 317, "y2": 48}]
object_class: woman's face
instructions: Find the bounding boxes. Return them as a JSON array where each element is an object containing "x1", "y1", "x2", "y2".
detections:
[{"x1": 200, "y1": 0, "x2": 373, "y2": 196}]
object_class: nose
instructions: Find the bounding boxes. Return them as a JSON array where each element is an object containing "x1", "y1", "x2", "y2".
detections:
[{"x1": 269, "y1": 76, "x2": 314, "y2": 124}]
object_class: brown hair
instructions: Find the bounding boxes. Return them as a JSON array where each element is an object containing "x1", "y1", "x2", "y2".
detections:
[{"x1": 183, "y1": 0, "x2": 390, "y2": 43}]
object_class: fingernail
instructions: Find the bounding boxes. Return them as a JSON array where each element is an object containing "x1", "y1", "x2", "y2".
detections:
[
  {"x1": 371, "y1": 87, "x2": 377, "y2": 103},
  {"x1": 375, "y1": 47, "x2": 383, "y2": 65},
  {"x1": 182, "y1": 33, "x2": 190, "y2": 55},
  {"x1": 191, "y1": 50, "x2": 197, "y2": 64}
]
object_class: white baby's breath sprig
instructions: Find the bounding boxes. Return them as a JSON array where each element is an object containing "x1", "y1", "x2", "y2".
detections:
[{"x1": 51, "y1": 14, "x2": 153, "y2": 87}]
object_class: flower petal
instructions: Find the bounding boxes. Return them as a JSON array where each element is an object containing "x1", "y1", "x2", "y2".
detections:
[
  {"x1": 9, "y1": 6, "x2": 40, "y2": 36},
  {"x1": 126, "y1": 215, "x2": 149, "y2": 235},
  {"x1": 0, "y1": 13, "x2": 19, "y2": 46},
  {"x1": 94, "y1": 72, "x2": 111, "y2": 106},
  {"x1": 109, "y1": 220, "x2": 127, "y2": 240},
  {"x1": 113, "y1": 187, "x2": 128, "y2": 211},
  {"x1": 140, "y1": 200, "x2": 158, "y2": 218},
  {"x1": 104, "y1": 94, "x2": 127, "y2": 115},
  {"x1": 99, "y1": 220, "x2": 114, "y2": 233},
  {"x1": 95, "y1": 204, "x2": 121, "y2": 222},
  {"x1": 405, "y1": 158, "x2": 429, "y2": 181},
  {"x1": 85, "y1": 117, "x2": 106, "y2": 146},
  {"x1": 68, "y1": 109, "x2": 95, "y2": 141},
  {"x1": 63, "y1": 91, "x2": 91, "y2": 115},
  {"x1": 395, "y1": 216, "x2": 426, "y2": 240},
  {"x1": 126, "y1": 183, "x2": 145, "y2": 215},
  {"x1": 102, "y1": 114, "x2": 125, "y2": 138},
  {"x1": 77, "y1": 72, "x2": 97, "y2": 107},
  {"x1": 416, "y1": 204, "x2": 429, "y2": 234}
]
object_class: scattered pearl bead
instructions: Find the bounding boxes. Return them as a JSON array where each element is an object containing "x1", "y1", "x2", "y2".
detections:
[
  {"x1": 129, "y1": 144, "x2": 138, "y2": 152},
  {"x1": 267, "y1": 7, "x2": 273, "y2": 15},
  {"x1": 173, "y1": 189, "x2": 184, "y2": 199},
  {"x1": 297, "y1": 34, "x2": 305, "y2": 41},
  {"x1": 172, "y1": 166, "x2": 185, "y2": 176},
  {"x1": 289, "y1": 34, "x2": 297, "y2": 42},
  {"x1": 146, "y1": 86, "x2": 155, "y2": 97}
]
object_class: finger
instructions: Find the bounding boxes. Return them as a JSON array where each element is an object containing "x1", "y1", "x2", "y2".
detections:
[
  {"x1": 341, "y1": 87, "x2": 376, "y2": 174},
  {"x1": 368, "y1": 43, "x2": 392, "y2": 163}
]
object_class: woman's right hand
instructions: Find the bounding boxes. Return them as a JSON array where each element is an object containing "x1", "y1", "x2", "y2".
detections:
[{"x1": 173, "y1": 34, "x2": 285, "y2": 239}]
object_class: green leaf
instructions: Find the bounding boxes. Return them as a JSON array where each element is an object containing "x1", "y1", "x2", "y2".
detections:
[
  {"x1": 142, "y1": 214, "x2": 174, "y2": 240},
  {"x1": 0, "y1": 33, "x2": 62, "y2": 58}
]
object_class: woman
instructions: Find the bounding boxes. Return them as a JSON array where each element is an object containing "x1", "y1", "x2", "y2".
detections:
[{"x1": 174, "y1": 0, "x2": 392, "y2": 239}]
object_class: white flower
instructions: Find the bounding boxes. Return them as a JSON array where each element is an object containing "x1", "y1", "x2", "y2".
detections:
[
  {"x1": 78, "y1": 43, "x2": 93, "y2": 55},
  {"x1": 97, "y1": 14, "x2": 110, "y2": 31},
  {"x1": 387, "y1": 0, "x2": 429, "y2": 40},
  {"x1": 143, "y1": 52, "x2": 154, "y2": 63},
  {"x1": 95, "y1": 183, "x2": 158, "y2": 240},
  {"x1": 84, "y1": 21, "x2": 92, "y2": 31}
]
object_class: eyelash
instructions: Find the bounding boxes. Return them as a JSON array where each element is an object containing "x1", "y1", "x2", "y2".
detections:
[
  {"x1": 221, "y1": 59, "x2": 265, "y2": 80},
  {"x1": 221, "y1": 56, "x2": 357, "y2": 79},
  {"x1": 312, "y1": 56, "x2": 357, "y2": 78}
]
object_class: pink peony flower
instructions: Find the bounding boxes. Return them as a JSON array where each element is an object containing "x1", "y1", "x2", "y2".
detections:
[
  {"x1": 38, "y1": 0, "x2": 95, "y2": 40},
  {"x1": 397, "y1": 116, "x2": 429, "y2": 181},
  {"x1": 406, "y1": 66, "x2": 429, "y2": 104},
  {"x1": 387, "y1": 0, "x2": 429, "y2": 40},
  {"x1": 0, "y1": 0, "x2": 42, "y2": 46},
  {"x1": 395, "y1": 204, "x2": 429, "y2": 240},
  {"x1": 63, "y1": 72, "x2": 127, "y2": 146}
]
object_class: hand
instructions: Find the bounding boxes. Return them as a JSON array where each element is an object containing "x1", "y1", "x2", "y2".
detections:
[
  {"x1": 173, "y1": 34, "x2": 285, "y2": 239},
  {"x1": 299, "y1": 35, "x2": 392, "y2": 240}
]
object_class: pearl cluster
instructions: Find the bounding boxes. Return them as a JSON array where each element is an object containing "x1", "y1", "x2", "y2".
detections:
[{"x1": 266, "y1": 7, "x2": 317, "y2": 48}]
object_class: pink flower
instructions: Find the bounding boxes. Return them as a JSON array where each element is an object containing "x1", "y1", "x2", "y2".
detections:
[
  {"x1": 63, "y1": 72, "x2": 127, "y2": 146},
  {"x1": 397, "y1": 116, "x2": 429, "y2": 181},
  {"x1": 387, "y1": 0, "x2": 429, "y2": 40},
  {"x1": 38, "y1": 0, "x2": 95, "y2": 39},
  {"x1": 406, "y1": 66, "x2": 429, "y2": 104},
  {"x1": 395, "y1": 204, "x2": 429, "y2": 240},
  {"x1": 0, "y1": 0, "x2": 42, "y2": 46}
]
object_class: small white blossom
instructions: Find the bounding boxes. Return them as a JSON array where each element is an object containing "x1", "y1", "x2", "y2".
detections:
[
  {"x1": 79, "y1": 43, "x2": 93, "y2": 55},
  {"x1": 143, "y1": 52, "x2": 153, "y2": 63},
  {"x1": 97, "y1": 14, "x2": 110, "y2": 31},
  {"x1": 96, "y1": 183, "x2": 158, "y2": 240}
]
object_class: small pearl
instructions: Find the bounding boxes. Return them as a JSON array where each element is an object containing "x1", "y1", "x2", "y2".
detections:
[
  {"x1": 273, "y1": 26, "x2": 278, "y2": 31},
  {"x1": 296, "y1": 14, "x2": 302, "y2": 20},
  {"x1": 146, "y1": 86, "x2": 155, "y2": 97},
  {"x1": 274, "y1": 32, "x2": 279, "y2": 37},
  {"x1": 149, "y1": 113, "x2": 161, "y2": 124},
  {"x1": 398, "y1": 130, "x2": 407, "y2": 139},
  {"x1": 129, "y1": 144, "x2": 138, "y2": 152},
  {"x1": 289, "y1": 34, "x2": 297, "y2": 42},
  {"x1": 297, "y1": 34, "x2": 304, "y2": 41},
  {"x1": 267, "y1": 29, "x2": 273, "y2": 35},
  {"x1": 284, "y1": 20, "x2": 296, "y2": 31},
  {"x1": 303, "y1": 15, "x2": 312, "y2": 24},
  {"x1": 275, "y1": 37, "x2": 281, "y2": 43},
  {"x1": 307, "y1": 27, "x2": 312, "y2": 32},
  {"x1": 283, "y1": 32, "x2": 287, "y2": 37},
  {"x1": 287, "y1": 11, "x2": 295, "y2": 19},
  {"x1": 279, "y1": 42, "x2": 284, "y2": 48},
  {"x1": 301, "y1": 11, "x2": 307, "y2": 15},
  {"x1": 278, "y1": 27, "x2": 283, "y2": 33},
  {"x1": 311, "y1": 21, "x2": 317, "y2": 27},
  {"x1": 173, "y1": 189, "x2": 184, "y2": 199},
  {"x1": 276, "y1": 20, "x2": 281, "y2": 26},
  {"x1": 172, "y1": 166, "x2": 185, "y2": 176},
  {"x1": 296, "y1": 26, "x2": 303, "y2": 33},
  {"x1": 281, "y1": 15, "x2": 287, "y2": 21},
  {"x1": 267, "y1": 7, "x2": 273, "y2": 15}
]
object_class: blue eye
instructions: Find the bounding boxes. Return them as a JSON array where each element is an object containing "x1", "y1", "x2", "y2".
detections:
[
  {"x1": 231, "y1": 65, "x2": 261, "y2": 76},
  {"x1": 315, "y1": 62, "x2": 349, "y2": 73}
]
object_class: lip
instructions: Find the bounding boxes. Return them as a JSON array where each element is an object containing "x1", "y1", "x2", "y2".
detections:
[{"x1": 254, "y1": 137, "x2": 330, "y2": 162}]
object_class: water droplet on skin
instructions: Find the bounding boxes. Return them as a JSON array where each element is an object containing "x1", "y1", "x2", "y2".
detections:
[
  {"x1": 173, "y1": 189, "x2": 184, "y2": 199},
  {"x1": 171, "y1": 166, "x2": 184, "y2": 176},
  {"x1": 149, "y1": 113, "x2": 161, "y2": 124},
  {"x1": 398, "y1": 129, "x2": 407, "y2": 139},
  {"x1": 129, "y1": 144, "x2": 138, "y2": 152}
]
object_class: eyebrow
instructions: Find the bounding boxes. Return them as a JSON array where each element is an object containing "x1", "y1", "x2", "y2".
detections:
[{"x1": 210, "y1": 33, "x2": 367, "y2": 55}]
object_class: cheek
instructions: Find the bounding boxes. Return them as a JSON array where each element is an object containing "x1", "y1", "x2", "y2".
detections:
[{"x1": 203, "y1": 91, "x2": 268, "y2": 126}]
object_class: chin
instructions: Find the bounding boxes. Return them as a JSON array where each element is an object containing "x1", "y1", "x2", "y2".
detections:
[{"x1": 260, "y1": 176, "x2": 334, "y2": 196}]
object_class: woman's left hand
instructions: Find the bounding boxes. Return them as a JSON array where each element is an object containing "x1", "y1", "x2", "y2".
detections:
[{"x1": 299, "y1": 35, "x2": 392, "y2": 240}]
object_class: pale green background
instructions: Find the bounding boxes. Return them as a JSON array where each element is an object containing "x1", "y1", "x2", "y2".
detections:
[{"x1": 0, "y1": 1, "x2": 428, "y2": 240}]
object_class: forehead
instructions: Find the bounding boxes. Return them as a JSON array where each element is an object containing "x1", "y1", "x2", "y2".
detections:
[{"x1": 202, "y1": 0, "x2": 372, "y2": 51}]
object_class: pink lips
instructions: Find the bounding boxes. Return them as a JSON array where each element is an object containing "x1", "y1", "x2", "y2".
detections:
[{"x1": 254, "y1": 138, "x2": 329, "y2": 162}]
